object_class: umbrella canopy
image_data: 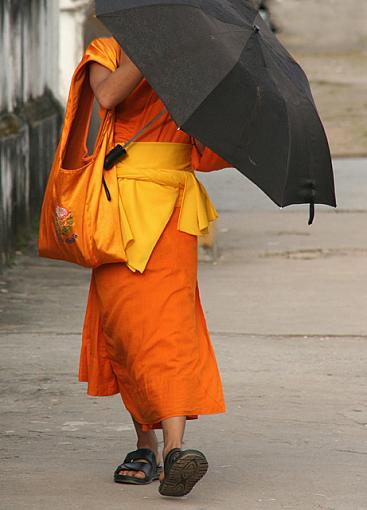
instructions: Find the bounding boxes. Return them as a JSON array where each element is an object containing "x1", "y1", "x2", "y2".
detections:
[{"x1": 96, "y1": 0, "x2": 336, "y2": 219}]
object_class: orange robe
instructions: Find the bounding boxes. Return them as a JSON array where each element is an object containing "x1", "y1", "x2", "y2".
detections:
[{"x1": 79, "y1": 37, "x2": 229, "y2": 431}]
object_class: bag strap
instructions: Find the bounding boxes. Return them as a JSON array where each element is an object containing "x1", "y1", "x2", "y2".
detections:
[{"x1": 59, "y1": 58, "x2": 113, "y2": 170}]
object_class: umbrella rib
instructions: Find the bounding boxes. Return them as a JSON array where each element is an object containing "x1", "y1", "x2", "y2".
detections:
[
  {"x1": 256, "y1": 37, "x2": 291, "y2": 206},
  {"x1": 180, "y1": 43, "x2": 247, "y2": 128},
  {"x1": 261, "y1": 35, "x2": 316, "y2": 109}
]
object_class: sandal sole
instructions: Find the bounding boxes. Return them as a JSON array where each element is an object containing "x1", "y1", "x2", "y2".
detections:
[{"x1": 159, "y1": 450, "x2": 208, "y2": 497}]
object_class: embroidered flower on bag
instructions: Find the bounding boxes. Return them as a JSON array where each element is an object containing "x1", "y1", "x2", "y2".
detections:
[
  {"x1": 55, "y1": 205, "x2": 78, "y2": 244},
  {"x1": 55, "y1": 206, "x2": 68, "y2": 219}
]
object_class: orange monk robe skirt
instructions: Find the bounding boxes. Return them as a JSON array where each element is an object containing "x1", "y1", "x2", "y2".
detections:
[
  {"x1": 80, "y1": 205, "x2": 225, "y2": 431},
  {"x1": 78, "y1": 36, "x2": 230, "y2": 431}
]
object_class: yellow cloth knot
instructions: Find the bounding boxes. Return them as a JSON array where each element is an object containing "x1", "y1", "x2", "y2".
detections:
[{"x1": 115, "y1": 142, "x2": 218, "y2": 273}]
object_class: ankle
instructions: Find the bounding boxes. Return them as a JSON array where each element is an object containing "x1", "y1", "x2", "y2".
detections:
[
  {"x1": 136, "y1": 433, "x2": 158, "y2": 452},
  {"x1": 137, "y1": 440, "x2": 158, "y2": 451},
  {"x1": 163, "y1": 442, "x2": 182, "y2": 459}
]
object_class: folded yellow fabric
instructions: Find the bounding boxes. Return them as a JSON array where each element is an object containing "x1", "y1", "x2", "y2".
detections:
[{"x1": 115, "y1": 142, "x2": 218, "y2": 273}]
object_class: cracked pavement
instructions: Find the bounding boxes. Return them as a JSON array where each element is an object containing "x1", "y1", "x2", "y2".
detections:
[{"x1": 1, "y1": 159, "x2": 367, "y2": 509}]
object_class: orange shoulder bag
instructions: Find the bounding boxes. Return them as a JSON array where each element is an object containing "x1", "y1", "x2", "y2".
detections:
[{"x1": 38, "y1": 58, "x2": 126, "y2": 268}]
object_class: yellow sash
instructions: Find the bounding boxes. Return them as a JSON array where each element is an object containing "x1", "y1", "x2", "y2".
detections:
[{"x1": 115, "y1": 142, "x2": 218, "y2": 273}]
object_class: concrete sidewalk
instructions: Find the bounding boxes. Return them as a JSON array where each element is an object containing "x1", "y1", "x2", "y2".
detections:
[{"x1": 1, "y1": 160, "x2": 367, "y2": 510}]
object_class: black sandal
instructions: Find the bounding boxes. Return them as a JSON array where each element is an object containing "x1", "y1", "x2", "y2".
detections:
[
  {"x1": 159, "y1": 448, "x2": 208, "y2": 497},
  {"x1": 114, "y1": 448, "x2": 162, "y2": 485}
]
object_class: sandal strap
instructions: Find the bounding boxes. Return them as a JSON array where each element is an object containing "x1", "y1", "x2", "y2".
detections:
[
  {"x1": 115, "y1": 448, "x2": 159, "y2": 480},
  {"x1": 163, "y1": 448, "x2": 182, "y2": 475},
  {"x1": 123, "y1": 448, "x2": 158, "y2": 471}
]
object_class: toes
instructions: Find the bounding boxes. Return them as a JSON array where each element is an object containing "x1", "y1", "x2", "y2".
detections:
[
  {"x1": 119, "y1": 469, "x2": 145, "y2": 478},
  {"x1": 119, "y1": 469, "x2": 132, "y2": 476}
]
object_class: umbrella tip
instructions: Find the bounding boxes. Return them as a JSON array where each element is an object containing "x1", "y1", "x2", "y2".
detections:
[
  {"x1": 308, "y1": 203, "x2": 315, "y2": 225},
  {"x1": 253, "y1": 25, "x2": 260, "y2": 33}
]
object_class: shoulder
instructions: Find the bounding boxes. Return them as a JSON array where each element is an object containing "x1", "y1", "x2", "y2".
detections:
[
  {"x1": 84, "y1": 37, "x2": 121, "y2": 71},
  {"x1": 86, "y1": 36, "x2": 121, "y2": 54}
]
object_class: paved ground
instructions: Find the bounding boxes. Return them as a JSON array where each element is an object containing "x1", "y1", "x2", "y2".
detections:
[
  {"x1": 268, "y1": 0, "x2": 367, "y2": 158},
  {"x1": 293, "y1": 50, "x2": 367, "y2": 158},
  {"x1": 1, "y1": 160, "x2": 367, "y2": 509}
]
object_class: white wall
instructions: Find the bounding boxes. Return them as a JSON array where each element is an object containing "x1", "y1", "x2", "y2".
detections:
[
  {"x1": 59, "y1": 0, "x2": 89, "y2": 104},
  {"x1": 0, "y1": 0, "x2": 61, "y2": 265},
  {"x1": 0, "y1": 0, "x2": 59, "y2": 113}
]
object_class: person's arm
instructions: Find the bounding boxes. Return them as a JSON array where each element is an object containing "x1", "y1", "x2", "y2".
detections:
[{"x1": 89, "y1": 48, "x2": 143, "y2": 110}]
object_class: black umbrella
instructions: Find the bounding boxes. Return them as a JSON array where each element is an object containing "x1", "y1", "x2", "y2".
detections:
[{"x1": 96, "y1": 0, "x2": 336, "y2": 223}]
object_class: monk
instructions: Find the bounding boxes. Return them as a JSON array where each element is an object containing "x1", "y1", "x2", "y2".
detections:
[{"x1": 78, "y1": 34, "x2": 229, "y2": 497}]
